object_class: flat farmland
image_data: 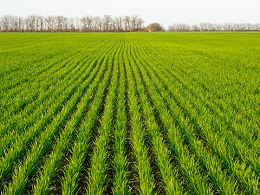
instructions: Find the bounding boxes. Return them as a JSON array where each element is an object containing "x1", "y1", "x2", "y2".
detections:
[{"x1": 0, "y1": 32, "x2": 260, "y2": 195}]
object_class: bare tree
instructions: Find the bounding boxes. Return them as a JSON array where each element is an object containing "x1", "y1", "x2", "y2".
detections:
[
  {"x1": 136, "y1": 17, "x2": 144, "y2": 31},
  {"x1": 81, "y1": 16, "x2": 93, "y2": 32},
  {"x1": 38, "y1": 16, "x2": 44, "y2": 32},
  {"x1": 74, "y1": 17, "x2": 81, "y2": 32},
  {"x1": 45, "y1": 16, "x2": 53, "y2": 32},
  {"x1": 123, "y1": 16, "x2": 130, "y2": 32},
  {"x1": 96, "y1": 16, "x2": 103, "y2": 32},
  {"x1": 32, "y1": 15, "x2": 44, "y2": 32},
  {"x1": 130, "y1": 15, "x2": 139, "y2": 31},
  {"x1": 55, "y1": 16, "x2": 67, "y2": 32},
  {"x1": 115, "y1": 16, "x2": 123, "y2": 32},
  {"x1": 92, "y1": 16, "x2": 102, "y2": 32},
  {"x1": 92, "y1": 16, "x2": 99, "y2": 32},
  {"x1": 86, "y1": 16, "x2": 93, "y2": 32},
  {"x1": 68, "y1": 17, "x2": 75, "y2": 32},
  {"x1": 29, "y1": 15, "x2": 42, "y2": 32},
  {"x1": 26, "y1": 15, "x2": 35, "y2": 32},
  {"x1": 10, "y1": 16, "x2": 18, "y2": 32},
  {"x1": 191, "y1": 24, "x2": 199, "y2": 31},
  {"x1": 81, "y1": 16, "x2": 87, "y2": 32},
  {"x1": 103, "y1": 15, "x2": 112, "y2": 32},
  {"x1": 1, "y1": 15, "x2": 11, "y2": 32},
  {"x1": 109, "y1": 20, "x2": 116, "y2": 32},
  {"x1": 17, "y1": 17, "x2": 24, "y2": 32}
]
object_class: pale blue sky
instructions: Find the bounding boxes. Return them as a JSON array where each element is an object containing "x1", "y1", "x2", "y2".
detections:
[{"x1": 0, "y1": 0, "x2": 259, "y2": 28}]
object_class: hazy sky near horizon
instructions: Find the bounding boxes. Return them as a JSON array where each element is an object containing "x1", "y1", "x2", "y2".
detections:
[{"x1": 1, "y1": 0, "x2": 259, "y2": 28}]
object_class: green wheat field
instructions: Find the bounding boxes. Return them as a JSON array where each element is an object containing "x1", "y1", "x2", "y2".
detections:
[{"x1": 0, "y1": 32, "x2": 260, "y2": 195}]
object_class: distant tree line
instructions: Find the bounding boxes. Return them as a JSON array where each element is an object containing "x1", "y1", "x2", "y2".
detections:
[
  {"x1": 168, "y1": 23, "x2": 260, "y2": 32},
  {"x1": 0, "y1": 15, "x2": 144, "y2": 32},
  {"x1": 1, "y1": 15, "x2": 260, "y2": 32}
]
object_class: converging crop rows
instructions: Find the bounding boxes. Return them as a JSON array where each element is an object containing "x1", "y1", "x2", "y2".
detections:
[{"x1": 0, "y1": 32, "x2": 260, "y2": 194}]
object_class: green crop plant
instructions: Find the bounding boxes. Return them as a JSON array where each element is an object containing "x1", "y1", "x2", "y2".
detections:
[{"x1": 0, "y1": 32, "x2": 259, "y2": 194}]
